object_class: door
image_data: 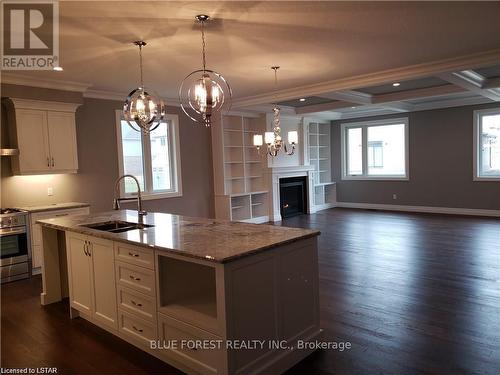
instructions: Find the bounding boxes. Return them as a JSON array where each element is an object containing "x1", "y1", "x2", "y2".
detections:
[
  {"x1": 47, "y1": 111, "x2": 78, "y2": 171},
  {"x1": 67, "y1": 233, "x2": 93, "y2": 314},
  {"x1": 16, "y1": 109, "x2": 50, "y2": 173},
  {"x1": 89, "y1": 237, "x2": 118, "y2": 329}
]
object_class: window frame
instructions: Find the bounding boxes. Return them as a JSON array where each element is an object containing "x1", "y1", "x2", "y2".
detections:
[
  {"x1": 341, "y1": 117, "x2": 409, "y2": 181},
  {"x1": 473, "y1": 108, "x2": 500, "y2": 181},
  {"x1": 115, "y1": 110, "x2": 183, "y2": 200}
]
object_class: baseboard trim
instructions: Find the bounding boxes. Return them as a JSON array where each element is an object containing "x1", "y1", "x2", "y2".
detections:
[{"x1": 336, "y1": 202, "x2": 500, "y2": 217}]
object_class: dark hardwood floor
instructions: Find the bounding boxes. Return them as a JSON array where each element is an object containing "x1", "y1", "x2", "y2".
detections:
[{"x1": 2, "y1": 208, "x2": 500, "y2": 374}]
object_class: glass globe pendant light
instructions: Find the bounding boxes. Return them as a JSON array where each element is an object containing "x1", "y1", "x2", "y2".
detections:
[
  {"x1": 123, "y1": 41, "x2": 166, "y2": 134},
  {"x1": 179, "y1": 15, "x2": 232, "y2": 127},
  {"x1": 253, "y1": 66, "x2": 298, "y2": 157}
]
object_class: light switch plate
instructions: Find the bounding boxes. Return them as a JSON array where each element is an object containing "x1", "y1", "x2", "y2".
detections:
[{"x1": 47, "y1": 187, "x2": 53, "y2": 196}]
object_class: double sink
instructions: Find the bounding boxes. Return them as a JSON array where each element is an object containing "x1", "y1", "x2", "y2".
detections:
[{"x1": 82, "y1": 220, "x2": 154, "y2": 234}]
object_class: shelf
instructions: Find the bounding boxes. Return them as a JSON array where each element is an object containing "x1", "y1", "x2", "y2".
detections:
[
  {"x1": 247, "y1": 175, "x2": 262, "y2": 178},
  {"x1": 158, "y1": 257, "x2": 218, "y2": 332},
  {"x1": 309, "y1": 133, "x2": 328, "y2": 136},
  {"x1": 224, "y1": 145, "x2": 243, "y2": 148},
  {"x1": 224, "y1": 161, "x2": 244, "y2": 164},
  {"x1": 225, "y1": 176, "x2": 245, "y2": 180},
  {"x1": 224, "y1": 129, "x2": 241, "y2": 133},
  {"x1": 251, "y1": 202, "x2": 263, "y2": 206},
  {"x1": 246, "y1": 160, "x2": 261, "y2": 163},
  {"x1": 315, "y1": 182, "x2": 336, "y2": 186},
  {"x1": 232, "y1": 205, "x2": 245, "y2": 209}
]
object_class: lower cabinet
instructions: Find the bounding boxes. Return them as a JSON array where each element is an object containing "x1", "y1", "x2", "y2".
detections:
[{"x1": 66, "y1": 232, "x2": 117, "y2": 330}]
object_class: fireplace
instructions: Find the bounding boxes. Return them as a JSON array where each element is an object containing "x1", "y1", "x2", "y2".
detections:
[{"x1": 279, "y1": 176, "x2": 308, "y2": 219}]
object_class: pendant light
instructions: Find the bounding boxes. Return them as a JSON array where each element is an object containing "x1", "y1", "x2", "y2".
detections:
[
  {"x1": 253, "y1": 66, "x2": 298, "y2": 156},
  {"x1": 179, "y1": 15, "x2": 232, "y2": 127},
  {"x1": 123, "y1": 41, "x2": 166, "y2": 134}
]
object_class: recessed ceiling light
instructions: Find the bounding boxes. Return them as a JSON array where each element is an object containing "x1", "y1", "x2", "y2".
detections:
[
  {"x1": 299, "y1": 98, "x2": 306, "y2": 102},
  {"x1": 392, "y1": 82, "x2": 400, "y2": 87},
  {"x1": 53, "y1": 66, "x2": 63, "y2": 71},
  {"x1": 351, "y1": 106, "x2": 356, "y2": 109}
]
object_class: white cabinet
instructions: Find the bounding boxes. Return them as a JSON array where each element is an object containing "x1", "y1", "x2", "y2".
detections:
[
  {"x1": 46, "y1": 111, "x2": 78, "y2": 171},
  {"x1": 4, "y1": 98, "x2": 81, "y2": 175},
  {"x1": 30, "y1": 206, "x2": 90, "y2": 271},
  {"x1": 66, "y1": 232, "x2": 118, "y2": 330}
]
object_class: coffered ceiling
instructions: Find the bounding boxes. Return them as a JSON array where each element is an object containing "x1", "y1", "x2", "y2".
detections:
[{"x1": 2, "y1": 1, "x2": 500, "y2": 119}]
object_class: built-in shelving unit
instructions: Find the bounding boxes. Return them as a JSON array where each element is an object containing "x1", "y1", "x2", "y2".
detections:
[
  {"x1": 308, "y1": 122, "x2": 336, "y2": 210},
  {"x1": 213, "y1": 115, "x2": 270, "y2": 223}
]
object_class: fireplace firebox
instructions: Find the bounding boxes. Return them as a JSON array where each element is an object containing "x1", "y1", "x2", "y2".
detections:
[{"x1": 279, "y1": 177, "x2": 308, "y2": 219}]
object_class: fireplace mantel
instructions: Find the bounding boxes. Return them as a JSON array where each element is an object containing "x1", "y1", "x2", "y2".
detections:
[{"x1": 266, "y1": 165, "x2": 315, "y2": 221}]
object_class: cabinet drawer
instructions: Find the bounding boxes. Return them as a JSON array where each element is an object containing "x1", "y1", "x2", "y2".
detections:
[
  {"x1": 115, "y1": 261, "x2": 155, "y2": 296},
  {"x1": 158, "y1": 313, "x2": 222, "y2": 374},
  {"x1": 117, "y1": 286, "x2": 156, "y2": 322},
  {"x1": 119, "y1": 309, "x2": 156, "y2": 346},
  {"x1": 115, "y1": 243, "x2": 154, "y2": 270}
]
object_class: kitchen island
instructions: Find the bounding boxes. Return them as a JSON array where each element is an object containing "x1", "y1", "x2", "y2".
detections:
[{"x1": 38, "y1": 210, "x2": 321, "y2": 375}]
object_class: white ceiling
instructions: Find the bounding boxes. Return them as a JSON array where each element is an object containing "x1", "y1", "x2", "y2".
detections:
[{"x1": 3, "y1": 1, "x2": 500, "y2": 103}]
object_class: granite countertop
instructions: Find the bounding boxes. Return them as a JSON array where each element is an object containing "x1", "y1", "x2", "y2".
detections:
[
  {"x1": 37, "y1": 210, "x2": 320, "y2": 263},
  {"x1": 17, "y1": 202, "x2": 90, "y2": 213}
]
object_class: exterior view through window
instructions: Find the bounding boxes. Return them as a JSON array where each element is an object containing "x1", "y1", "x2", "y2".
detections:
[
  {"x1": 116, "y1": 112, "x2": 182, "y2": 198},
  {"x1": 475, "y1": 110, "x2": 500, "y2": 179},
  {"x1": 343, "y1": 118, "x2": 408, "y2": 179}
]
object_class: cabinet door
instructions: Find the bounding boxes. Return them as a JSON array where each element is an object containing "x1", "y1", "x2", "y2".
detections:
[
  {"x1": 89, "y1": 237, "x2": 118, "y2": 329},
  {"x1": 15, "y1": 109, "x2": 50, "y2": 173},
  {"x1": 47, "y1": 111, "x2": 78, "y2": 172},
  {"x1": 66, "y1": 233, "x2": 93, "y2": 314}
]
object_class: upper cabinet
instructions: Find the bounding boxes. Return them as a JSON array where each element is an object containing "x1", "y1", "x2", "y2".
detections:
[{"x1": 4, "y1": 98, "x2": 81, "y2": 175}]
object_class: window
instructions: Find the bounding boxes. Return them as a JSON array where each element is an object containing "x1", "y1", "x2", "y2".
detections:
[
  {"x1": 342, "y1": 118, "x2": 409, "y2": 180},
  {"x1": 116, "y1": 111, "x2": 182, "y2": 199},
  {"x1": 474, "y1": 108, "x2": 500, "y2": 180}
]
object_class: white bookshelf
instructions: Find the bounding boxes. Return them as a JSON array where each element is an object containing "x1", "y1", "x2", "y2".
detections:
[
  {"x1": 308, "y1": 122, "x2": 336, "y2": 210},
  {"x1": 213, "y1": 115, "x2": 270, "y2": 223}
]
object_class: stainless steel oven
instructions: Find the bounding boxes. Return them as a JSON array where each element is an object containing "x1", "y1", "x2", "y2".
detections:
[{"x1": 0, "y1": 208, "x2": 31, "y2": 283}]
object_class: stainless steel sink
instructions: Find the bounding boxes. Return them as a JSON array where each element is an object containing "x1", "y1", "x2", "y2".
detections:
[{"x1": 82, "y1": 221, "x2": 154, "y2": 233}]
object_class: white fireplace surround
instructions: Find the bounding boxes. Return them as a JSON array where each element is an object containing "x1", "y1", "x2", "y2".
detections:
[{"x1": 266, "y1": 165, "x2": 316, "y2": 221}]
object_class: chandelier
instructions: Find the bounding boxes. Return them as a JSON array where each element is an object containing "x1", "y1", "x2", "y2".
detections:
[
  {"x1": 179, "y1": 15, "x2": 232, "y2": 127},
  {"x1": 123, "y1": 41, "x2": 166, "y2": 134},
  {"x1": 253, "y1": 66, "x2": 298, "y2": 156}
]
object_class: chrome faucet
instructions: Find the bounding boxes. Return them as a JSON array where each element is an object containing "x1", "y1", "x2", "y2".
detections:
[{"x1": 113, "y1": 174, "x2": 147, "y2": 218}]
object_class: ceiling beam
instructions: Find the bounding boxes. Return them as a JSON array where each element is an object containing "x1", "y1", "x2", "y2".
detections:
[
  {"x1": 295, "y1": 100, "x2": 357, "y2": 114},
  {"x1": 232, "y1": 48, "x2": 500, "y2": 108},
  {"x1": 372, "y1": 84, "x2": 465, "y2": 104},
  {"x1": 437, "y1": 70, "x2": 500, "y2": 101}
]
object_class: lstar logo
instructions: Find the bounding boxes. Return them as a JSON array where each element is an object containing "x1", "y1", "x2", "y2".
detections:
[{"x1": 1, "y1": 0, "x2": 59, "y2": 70}]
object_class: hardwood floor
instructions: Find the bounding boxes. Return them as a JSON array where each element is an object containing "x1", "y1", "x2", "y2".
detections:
[{"x1": 2, "y1": 208, "x2": 500, "y2": 374}]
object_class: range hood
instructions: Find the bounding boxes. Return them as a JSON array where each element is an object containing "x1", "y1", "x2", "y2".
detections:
[{"x1": 0, "y1": 148, "x2": 19, "y2": 156}]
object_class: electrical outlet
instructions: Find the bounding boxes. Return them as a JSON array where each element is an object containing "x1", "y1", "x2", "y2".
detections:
[
  {"x1": 47, "y1": 187, "x2": 53, "y2": 196},
  {"x1": 392, "y1": 194, "x2": 397, "y2": 200}
]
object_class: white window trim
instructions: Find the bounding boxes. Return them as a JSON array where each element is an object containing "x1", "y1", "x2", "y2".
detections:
[
  {"x1": 473, "y1": 108, "x2": 500, "y2": 181},
  {"x1": 341, "y1": 117, "x2": 409, "y2": 181},
  {"x1": 115, "y1": 110, "x2": 183, "y2": 200}
]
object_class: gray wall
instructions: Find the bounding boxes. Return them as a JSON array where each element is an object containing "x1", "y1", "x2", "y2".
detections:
[
  {"x1": 331, "y1": 103, "x2": 500, "y2": 210},
  {"x1": 1, "y1": 85, "x2": 215, "y2": 218}
]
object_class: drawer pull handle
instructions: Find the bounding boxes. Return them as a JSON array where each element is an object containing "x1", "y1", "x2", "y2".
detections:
[
  {"x1": 128, "y1": 252, "x2": 140, "y2": 257},
  {"x1": 132, "y1": 325, "x2": 143, "y2": 333},
  {"x1": 131, "y1": 300, "x2": 143, "y2": 307},
  {"x1": 129, "y1": 275, "x2": 141, "y2": 281}
]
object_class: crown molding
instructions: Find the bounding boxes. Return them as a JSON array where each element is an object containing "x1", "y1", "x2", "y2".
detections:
[
  {"x1": 232, "y1": 48, "x2": 500, "y2": 108},
  {"x1": 1, "y1": 72, "x2": 91, "y2": 92},
  {"x1": 4, "y1": 98, "x2": 82, "y2": 112},
  {"x1": 83, "y1": 88, "x2": 181, "y2": 107}
]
